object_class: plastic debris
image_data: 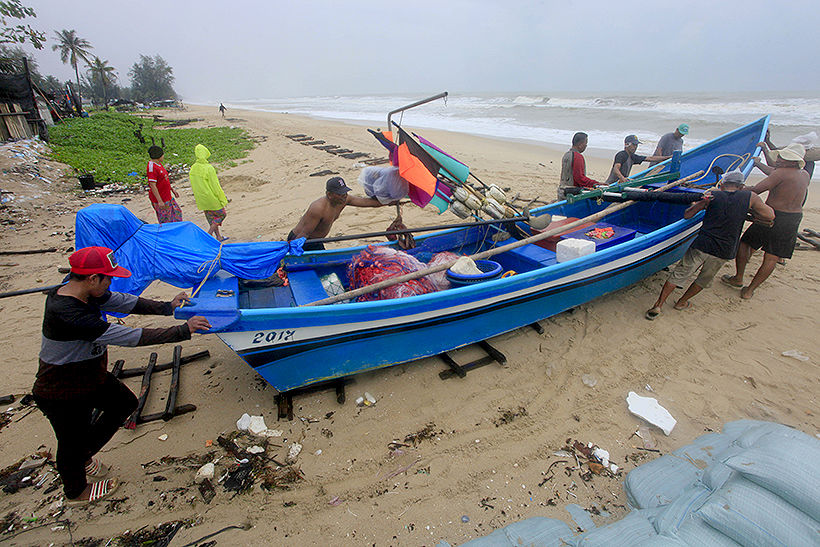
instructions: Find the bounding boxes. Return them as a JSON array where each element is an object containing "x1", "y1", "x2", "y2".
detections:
[
  {"x1": 247, "y1": 446, "x2": 265, "y2": 454},
  {"x1": 158, "y1": 433, "x2": 168, "y2": 441},
  {"x1": 263, "y1": 429, "x2": 283, "y2": 437},
  {"x1": 782, "y1": 350, "x2": 809, "y2": 362},
  {"x1": 287, "y1": 442, "x2": 302, "y2": 462},
  {"x1": 626, "y1": 391, "x2": 676, "y2": 436},
  {"x1": 248, "y1": 415, "x2": 268, "y2": 436},
  {"x1": 364, "y1": 392, "x2": 376, "y2": 406},
  {"x1": 195, "y1": 462, "x2": 215, "y2": 483},
  {"x1": 582, "y1": 374, "x2": 598, "y2": 388},
  {"x1": 461, "y1": 515, "x2": 470, "y2": 523},
  {"x1": 355, "y1": 396, "x2": 365, "y2": 407},
  {"x1": 636, "y1": 426, "x2": 657, "y2": 449},
  {"x1": 592, "y1": 448, "x2": 610, "y2": 467},
  {"x1": 236, "y1": 413, "x2": 251, "y2": 431}
]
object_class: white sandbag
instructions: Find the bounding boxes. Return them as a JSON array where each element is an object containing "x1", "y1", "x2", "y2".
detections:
[
  {"x1": 698, "y1": 476, "x2": 820, "y2": 547},
  {"x1": 720, "y1": 419, "x2": 768, "y2": 441},
  {"x1": 724, "y1": 433, "x2": 820, "y2": 521},
  {"x1": 651, "y1": 484, "x2": 711, "y2": 536},
  {"x1": 732, "y1": 421, "x2": 806, "y2": 448},
  {"x1": 635, "y1": 536, "x2": 690, "y2": 546},
  {"x1": 358, "y1": 166, "x2": 409, "y2": 204},
  {"x1": 673, "y1": 514, "x2": 741, "y2": 546},
  {"x1": 576, "y1": 511, "x2": 657, "y2": 546},
  {"x1": 671, "y1": 432, "x2": 734, "y2": 467},
  {"x1": 460, "y1": 516, "x2": 576, "y2": 546}
]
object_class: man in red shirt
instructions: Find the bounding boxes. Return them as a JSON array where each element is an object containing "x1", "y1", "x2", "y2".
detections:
[
  {"x1": 558, "y1": 132, "x2": 599, "y2": 200},
  {"x1": 147, "y1": 146, "x2": 182, "y2": 224}
]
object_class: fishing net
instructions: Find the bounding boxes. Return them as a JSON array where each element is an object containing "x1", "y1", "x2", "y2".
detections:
[{"x1": 348, "y1": 245, "x2": 438, "y2": 302}]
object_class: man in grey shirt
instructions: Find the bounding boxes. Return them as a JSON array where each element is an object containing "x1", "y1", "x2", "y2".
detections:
[{"x1": 650, "y1": 123, "x2": 688, "y2": 166}]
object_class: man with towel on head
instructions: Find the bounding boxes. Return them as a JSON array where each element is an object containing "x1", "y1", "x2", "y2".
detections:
[
  {"x1": 650, "y1": 123, "x2": 689, "y2": 166},
  {"x1": 645, "y1": 170, "x2": 773, "y2": 320},
  {"x1": 287, "y1": 176, "x2": 388, "y2": 251},
  {"x1": 722, "y1": 143, "x2": 810, "y2": 299}
]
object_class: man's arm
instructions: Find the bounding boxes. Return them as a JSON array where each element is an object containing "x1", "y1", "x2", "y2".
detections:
[
  {"x1": 753, "y1": 157, "x2": 775, "y2": 176},
  {"x1": 750, "y1": 171, "x2": 781, "y2": 195},
  {"x1": 289, "y1": 202, "x2": 323, "y2": 239},
  {"x1": 148, "y1": 181, "x2": 165, "y2": 205},
  {"x1": 572, "y1": 155, "x2": 598, "y2": 188},
  {"x1": 644, "y1": 154, "x2": 671, "y2": 163},
  {"x1": 749, "y1": 192, "x2": 775, "y2": 223},
  {"x1": 757, "y1": 142, "x2": 778, "y2": 166},
  {"x1": 683, "y1": 196, "x2": 710, "y2": 219},
  {"x1": 346, "y1": 195, "x2": 386, "y2": 207}
]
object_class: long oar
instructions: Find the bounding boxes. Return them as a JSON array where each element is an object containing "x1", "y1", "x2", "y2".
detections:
[
  {"x1": 306, "y1": 171, "x2": 703, "y2": 307},
  {"x1": 305, "y1": 215, "x2": 533, "y2": 245}
]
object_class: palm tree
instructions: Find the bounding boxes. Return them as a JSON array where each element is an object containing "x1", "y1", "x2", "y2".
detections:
[
  {"x1": 51, "y1": 29, "x2": 92, "y2": 104},
  {"x1": 88, "y1": 56, "x2": 116, "y2": 107}
]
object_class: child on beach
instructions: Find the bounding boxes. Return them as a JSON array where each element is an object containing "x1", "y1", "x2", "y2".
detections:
[
  {"x1": 146, "y1": 146, "x2": 183, "y2": 224},
  {"x1": 189, "y1": 143, "x2": 229, "y2": 240}
]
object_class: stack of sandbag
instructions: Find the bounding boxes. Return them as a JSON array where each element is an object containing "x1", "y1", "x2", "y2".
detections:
[{"x1": 438, "y1": 420, "x2": 819, "y2": 547}]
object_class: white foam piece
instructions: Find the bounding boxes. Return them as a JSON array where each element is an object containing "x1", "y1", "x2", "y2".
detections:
[
  {"x1": 627, "y1": 391, "x2": 677, "y2": 436},
  {"x1": 556, "y1": 238, "x2": 596, "y2": 263}
]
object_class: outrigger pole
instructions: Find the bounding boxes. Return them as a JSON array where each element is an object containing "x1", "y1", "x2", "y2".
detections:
[{"x1": 387, "y1": 91, "x2": 448, "y2": 129}]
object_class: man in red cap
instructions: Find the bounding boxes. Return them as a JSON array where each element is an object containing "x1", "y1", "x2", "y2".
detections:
[{"x1": 33, "y1": 246, "x2": 211, "y2": 505}]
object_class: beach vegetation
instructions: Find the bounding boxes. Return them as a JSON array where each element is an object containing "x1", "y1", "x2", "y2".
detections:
[
  {"x1": 129, "y1": 54, "x2": 176, "y2": 103},
  {"x1": 0, "y1": 0, "x2": 44, "y2": 49},
  {"x1": 48, "y1": 111, "x2": 254, "y2": 184},
  {"x1": 51, "y1": 29, "x2": 92, "y2": 101}
]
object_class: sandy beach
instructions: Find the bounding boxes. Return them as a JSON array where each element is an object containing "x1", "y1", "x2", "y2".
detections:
[{"x1": 0, "y1": 104, "x2": 818, "y2": 546}]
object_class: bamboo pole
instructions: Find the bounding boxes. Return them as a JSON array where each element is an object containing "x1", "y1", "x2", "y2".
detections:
[{"x1": 305, "y1": 171, "x2": 703, "y2": 307}]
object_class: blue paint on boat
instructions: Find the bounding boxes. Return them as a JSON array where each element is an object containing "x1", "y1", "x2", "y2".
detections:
[{"x1": 176, "y1": 117, "x2": 769, "y2": 393}]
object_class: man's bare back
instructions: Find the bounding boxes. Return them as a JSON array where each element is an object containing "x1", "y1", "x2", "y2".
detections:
[
  {"x1": 292, "y1": 195, "x2": 347, "y2": 240},
  {"x1": 751, "y1": 166, "x2": 809, "y2": 213}
]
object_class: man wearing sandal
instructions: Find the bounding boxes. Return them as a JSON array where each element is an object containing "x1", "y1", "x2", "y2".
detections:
[
  {"x1": 645, "y1": 170, "x2": 773, "y2": 320},
  {"x1": 33, "y1": 247, "x2": 211, "y2": 505}
]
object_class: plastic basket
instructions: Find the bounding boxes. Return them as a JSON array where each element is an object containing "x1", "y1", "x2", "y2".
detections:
[{"x1": 446, "y1": 260, "x2": 503, "y2": 286}]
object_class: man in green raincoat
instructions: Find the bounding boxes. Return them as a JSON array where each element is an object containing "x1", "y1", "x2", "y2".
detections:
[{"x1": 189, "y1": 144, "x2": 229, "y2": 240}]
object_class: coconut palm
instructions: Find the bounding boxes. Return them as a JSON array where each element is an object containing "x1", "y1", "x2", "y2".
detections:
[
  {"x1": 51, "y1": 29, "x2": 92, "y2": 103},
  {"x1": 87, "y1": 56, "x2": 116, "y2": 107}
]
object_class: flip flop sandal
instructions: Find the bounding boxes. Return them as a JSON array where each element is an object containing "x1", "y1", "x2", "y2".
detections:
[
  {"x1": 674, "y1": 301, "x2": 692, "y2": 310},
  {"x1": 67, "y1": 478, "x2": 118, "y2": 506},
  {"x1": 720, "y1": 274, "x2": 743, "y2": 288},
  {"x1": 645, "y1": 308, "x2": 660, "y2": 320},
  {"x1": 85, "y1": 457, "x2": 109, "y2": 478}
]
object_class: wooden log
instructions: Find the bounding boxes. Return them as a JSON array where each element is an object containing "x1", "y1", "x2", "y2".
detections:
[
  {"x1": 0, "y1": 247, "x2": 57, "y2": 255},
  {"x1": 306, "y1": 171, "x2": 704, "y2": 306},
  {"x1": 125, "y1": 353, "x2": 157, "y2": 429},
  {"x1": 162, "y1": 345, "x2": 183, "y2": 421},
  {"x1": 140, "y1": 404, "x2": 196, "y2": 423}
]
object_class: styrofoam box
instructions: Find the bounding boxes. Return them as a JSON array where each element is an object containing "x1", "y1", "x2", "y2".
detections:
[{"x1": 556, "y1": 237, "x2": 596, "y2": 262}]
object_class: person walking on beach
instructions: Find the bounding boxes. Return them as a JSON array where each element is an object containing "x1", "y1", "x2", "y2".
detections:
[
  {"x1": 558, "y1": 132, "x2": 600, "y2": 199},
  {"x1": 604, "y1": 135, "x2": 670, "y2": 185},
  {"x1": 33, "y1": 246, "x2": 211, "y2": 505},
  {"x1": 219, "y1": 103, "x2": 226, "y2": 118},
  {"x1": 147, "y1": 146, "x2": 183, "y2": 224},
  {"x1": 189, "y1": 144, "x2": 229, "y2": 240},
  {"x1": 650, "y1": 123, "x2": 689, "y2": 166},
  {"x1": 722, "y1": 143, "x2": 809, "y2": 299},
  {"x1": 287, "y1": 176, "x2": 389, "y2": 251},
  {"x1": 645, "y1": 170, "x2": 773, "y2": 320}
]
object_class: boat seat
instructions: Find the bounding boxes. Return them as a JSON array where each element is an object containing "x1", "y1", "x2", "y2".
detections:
[
  {"x1": 174, "y1": 269, "x2": 240, "y2": 330},
  {"x1": 288, "y1": 269, "x2": 328, "y2": 306}
]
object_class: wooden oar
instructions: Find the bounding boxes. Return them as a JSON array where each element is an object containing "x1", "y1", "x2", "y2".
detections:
[{"x1": 305, "y1": 171, "x2": 703, "y2": 307}]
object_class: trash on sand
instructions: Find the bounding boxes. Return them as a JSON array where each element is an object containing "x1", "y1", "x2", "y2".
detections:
[
  {"x1": 158, "y1": 433, "x2": 168, "y2": 441},
  {"x1": 609, "y1": 463, "x2": 619, "y2": 474},
  {"x1": 236, "y1": 413, "x2": 251, "y2": 431},
  {"x1": 581, "y1": 374, "x2": 598, "y2": 388},
  {"x1": 355, "y1": 396, "x2": 365, "y2": 407},
  {"x1": 287, "y1": 442, "x2": 302, "y2": 462},
  {"x1": 195, "y1": 463, "x2": 215, "y2": 483},
  {"x1": 249, "y1": 416, "x2": 268, "y2": 436},
  {"x1": 626, "y1": 391, "x2": 676, "y2": 436},
  {"x1": 364, "y1": 392, "x2": 377, "y2": 406},
  {"x1": 198, "y1": 478, "x2": 216, "y2": 503},
  {"x1": 635, "y1": 426, "x2": 657, "y2": 449},
  {"x1": 224, "y1": 462, "x2": 254, "y2": 492},
  {"x1": 328, "y1": 496, "x2": 343, "y2": 506},
  {"x1": 263, "y1": 429, "x2": 283, "y2": 437},
  {"x1": 247, "y1": 446, "x2": 265, "y2": 454},
  {"x1": 461, "y1": 515, "x2": 470, "y2": 523},
  {"x1": 782, "y1": 349, "x2": 810, "y2": 362},
  {"x1": 591, "y1": 448, "x2": 610, "y2": 467}
]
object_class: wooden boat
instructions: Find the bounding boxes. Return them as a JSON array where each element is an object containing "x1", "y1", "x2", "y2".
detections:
[{"x1": 176, "y1": 117, "x2": 769, "y2": 392}]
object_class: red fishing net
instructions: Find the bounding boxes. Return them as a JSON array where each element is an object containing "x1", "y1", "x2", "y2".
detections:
[{"x1": 348, "y1": 245, "x2": 438, "y2": 301}]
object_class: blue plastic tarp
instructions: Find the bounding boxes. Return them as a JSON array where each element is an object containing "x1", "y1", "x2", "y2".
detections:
[{"x1": 75, "y1": 204, "x2": 303, "y2": 296}]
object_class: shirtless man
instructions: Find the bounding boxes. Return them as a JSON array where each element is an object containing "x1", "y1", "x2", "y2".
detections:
[
  {"x1": 287, "y1": 177, "x2": 385, "y2": 251},
  {"x1": 722, "y1": 143, "x2": 810, "y2": 299}
]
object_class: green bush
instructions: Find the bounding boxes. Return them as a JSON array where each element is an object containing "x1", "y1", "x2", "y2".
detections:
[{"x1": 48, "y1": 112, "x2": 254, "y2": 184}]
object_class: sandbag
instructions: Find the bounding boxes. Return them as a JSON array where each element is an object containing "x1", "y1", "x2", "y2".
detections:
[
  {"x1": 624, "y1": 455, "x2": 702, "y2": 509},
  {"x1": 461, "y1": 517, "x2": 576, "y2": 547},
  {"x1": 724, "y1": 433, "x2": 820, "y2": 522},
  {"x1": 732, "y1": 421, "x2": 806, "y2": 448},
  {"x1": 576, "y1": 511, "x2": 657, "y2": 546},
  {"x1": 651, "y1": 484, "x2": 711, "y2": 536},
  {"x1": 698, "y1": 476, "x2": 820, "y2": 547},
  {"x1": 358, "y1": 166, "x2": 409, "y2": 204},
  {"x1": 673, "y1": 515, "x2": 741, "y2": 546}
]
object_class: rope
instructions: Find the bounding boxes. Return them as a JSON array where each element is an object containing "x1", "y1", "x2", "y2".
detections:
[
  {"x1": 683, "y1": 153, "x2": 751, "y2": 187},
  {"x1": 188, "y1": 239, "x2": 226, "y2": 302}
]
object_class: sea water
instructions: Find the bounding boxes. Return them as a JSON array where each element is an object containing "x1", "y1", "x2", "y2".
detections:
[{"x1": 223, "y1": 92, "x2": 820, "y2": 178}]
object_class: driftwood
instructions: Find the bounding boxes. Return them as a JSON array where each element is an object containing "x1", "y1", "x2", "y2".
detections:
[{"x1": 0, "y1": 247, "x2": 57, "y2": 255}]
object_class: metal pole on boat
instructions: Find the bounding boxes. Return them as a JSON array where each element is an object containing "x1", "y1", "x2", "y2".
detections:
[
  {"x1": 387, "y1": 92, "x2": 448, "y2": 129},
  {"x1": 305, "y1": 171, "x2": 704, "y2": 307}
]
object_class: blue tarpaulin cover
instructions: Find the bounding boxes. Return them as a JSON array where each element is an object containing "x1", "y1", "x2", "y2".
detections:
[{"x1": 75, "y1": 204, "x2": 303, "y2": 296}]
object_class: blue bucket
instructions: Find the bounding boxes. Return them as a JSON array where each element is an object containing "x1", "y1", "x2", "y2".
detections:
[{"x1": 446, "y1": 260, "x2": 503, "y2": 286}]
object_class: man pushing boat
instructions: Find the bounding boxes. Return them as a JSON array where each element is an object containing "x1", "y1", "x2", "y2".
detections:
[{"x1": 287, "y1": 176, "x2": 391, "y2": 251}]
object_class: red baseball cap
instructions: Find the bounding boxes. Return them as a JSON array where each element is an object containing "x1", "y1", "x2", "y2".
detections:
[{"x1": 69, "y1": 246, "x2": 131, "y2": 277}]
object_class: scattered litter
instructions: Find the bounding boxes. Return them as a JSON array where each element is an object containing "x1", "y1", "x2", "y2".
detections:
[
  {"x1": 355, "y1": 396, "x2": 364, "y2": 407},
  {"x1": 782, "y1": 349, "x2": 810, "y2": 362},
  {"x1": 626, "y1": 391, "x2": 676, "y2": 436},
  {"x1": 287, "y1": 443, "x2": 302, "y2": 462},
  {"x1": 247, "y1": 446, "x2": 265, "y2": 454},
  {"x1": 195, "y1": 463, "x2": 215, "y2": 483},
  {"x1": 591, "y1": 448, "x2": 610, "y2": 467},
  {"x1": 635, "y1": 426, "x2": 657, "y2": 449},
  {"x1": 553, "y1": 450, "x2": 573, "y2": 458},
  {"x1": 264, "y1": 429, "x2": 283, "y2": 437},
  {"x1": 315, "y1": 449, "x2": 322, "y2": 455},
  {"x1": 248, "y1": 415, "x2": 268, "y2": 436},
  {"x1": 461, "y1": 515, "x2": 470, "y2": 523},
  {"x1": 328, "y1": 496, "x2": 343, "y2": 506},
  {"x1": 199, "y1": 478, "x2": 216, "y2": 503},
  {"x1": 581, "y1": 374, "x2": 598, "y2": 388},
  {"x1": 236, "y1": 413, "x2": 251, "y2": 430},
  {"x1": 364, "y1": 392, "x2": 377, "y2": 406},
  {"x1": 158, "y1": 433, "x2": 168, "y2": 441}
]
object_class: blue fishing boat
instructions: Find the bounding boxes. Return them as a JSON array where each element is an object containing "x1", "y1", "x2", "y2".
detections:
[{"x1": 170, "y1": 117, "x2": 768, "y2": 393}]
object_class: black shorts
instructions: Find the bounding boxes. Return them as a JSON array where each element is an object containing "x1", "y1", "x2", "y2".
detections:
[
  {"x1": 287, "y1": 230, "x2": 325, "y2": 252},
  {"x1": 740, "y1": 210, "x2": 802, "y2": 259}
]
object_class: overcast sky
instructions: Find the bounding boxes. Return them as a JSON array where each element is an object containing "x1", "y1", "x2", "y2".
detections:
[{"x1": 18, "y1": 0, "x2": 820, "y2": 101}]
